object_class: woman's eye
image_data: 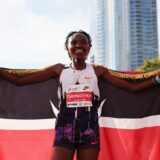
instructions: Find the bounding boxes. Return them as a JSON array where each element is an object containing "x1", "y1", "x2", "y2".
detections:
[
  {"x1": 70, "y1": 40, "x2": 88, "y2": 46},
  {"x1": 81, "y1": 40, "x2": 88, "y2": 45},
  {"x1": 71, "y1": 41, "x2": 76, "y2": 45}
]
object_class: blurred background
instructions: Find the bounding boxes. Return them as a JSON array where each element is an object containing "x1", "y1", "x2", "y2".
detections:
[{"x1": 0, "y1": 0, "x2": 160, "y2": 71}]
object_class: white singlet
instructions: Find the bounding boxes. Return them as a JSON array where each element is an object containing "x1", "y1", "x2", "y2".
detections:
[{"x1": 58, "y1": 63, "x2": 100, "y2": 108}]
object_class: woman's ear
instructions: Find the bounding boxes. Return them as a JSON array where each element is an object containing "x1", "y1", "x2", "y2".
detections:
[
  {"x1": 88, "y1": 45, "x2": 91, "y2": 53},
  {"x1": 68, "y1": 52, "x2": 72, "y2": 60}
]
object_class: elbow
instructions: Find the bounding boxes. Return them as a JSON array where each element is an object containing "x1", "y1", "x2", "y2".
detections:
[
  {"x1": 12, "y1": 79, "x2": 26, "y2": 86},
  {"x1": 131, "y1": 88, "x2": 138, "y2": 92},
  {"x1": 130, "y1": 86, "x2": 145, "y2": 92},
  {"x1": 17, "y1": 80, "x2": 29, "y2": 86},
  {"x1": 127, "y1": 86, "x2": 138, "y2": 92},
  {"x1": 16, "y1": 82, "x2": 24, "y2": 86},
  {"x1": 10, "y1": 81, "x2": 24, "y2": 86}
]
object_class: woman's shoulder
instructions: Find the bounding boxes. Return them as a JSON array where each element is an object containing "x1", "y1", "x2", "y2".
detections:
[
  {"x1": 92, "y1": 64, "x2": 109, "y2": 72},
  {"x1": 92, "y1": 64, "x2": 110, "y2": 77},
  {"x1": 48, "y1": 63, "x2": 65, "y2": 76}
]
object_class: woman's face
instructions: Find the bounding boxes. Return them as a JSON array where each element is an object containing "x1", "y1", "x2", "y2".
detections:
[{"x1": 67, "y1": 33, "x2": 91, "y2": 61}]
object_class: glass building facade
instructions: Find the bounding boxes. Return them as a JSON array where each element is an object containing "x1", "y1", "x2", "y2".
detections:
[
  {"x1": 96, "y1": 0, "x2": 106, "y2": 65},
  {"x1": 130, "y1": 0, "x2": 158, "y2": 70},
  {"x1": 95, "y1": 0, "x2": 159, "y2": 70}
]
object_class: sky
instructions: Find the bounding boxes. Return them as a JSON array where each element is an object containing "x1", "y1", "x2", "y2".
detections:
[{"x1": 0, "y1": 0, "x2": 95, "y2": 69}]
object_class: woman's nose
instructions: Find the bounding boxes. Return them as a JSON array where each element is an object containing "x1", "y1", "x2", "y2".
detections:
[
  {"x1": 75, "y1": 42, "x2": 83, "y2": 47},
  {"x1": 75, "y1": 42, "x2": 81, "y2": 47}
]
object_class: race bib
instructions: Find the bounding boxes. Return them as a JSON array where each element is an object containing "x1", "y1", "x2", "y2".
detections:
[{"x1": 66, "y1": 84, "x2": 93, "y2": 108}]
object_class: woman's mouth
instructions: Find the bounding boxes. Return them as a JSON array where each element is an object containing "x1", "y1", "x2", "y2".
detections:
[{"x1": 75, "y1": 49, "x2": 84, "y2": 54}]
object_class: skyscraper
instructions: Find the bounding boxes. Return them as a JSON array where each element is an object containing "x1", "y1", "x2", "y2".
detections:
[
  {"x1": 96, "y1": 0, "x2": 106, "y2": 65},
  {"x1": 130, "y1": 0, "x2": 159, "y2": 70},
  {"x1": 95, "y1": 0, "x2": 159, "y2": 70}
]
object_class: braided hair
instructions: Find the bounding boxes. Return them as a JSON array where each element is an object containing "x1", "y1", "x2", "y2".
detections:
[{"x1": 64, "y1": 30, "x2": 92, "y2": 50}]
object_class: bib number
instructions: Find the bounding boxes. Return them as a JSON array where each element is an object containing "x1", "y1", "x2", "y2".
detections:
[{"x1": 66, "y1": 84, "x2": 93, "y2": 108}]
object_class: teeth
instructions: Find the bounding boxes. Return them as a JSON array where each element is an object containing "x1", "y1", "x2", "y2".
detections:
[{"x1": 75, "y1": 50, "x2": 83, "y2": 53}]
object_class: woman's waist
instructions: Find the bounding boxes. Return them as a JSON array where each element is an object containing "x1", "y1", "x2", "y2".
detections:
[{"x1": 57, "y1": 109, "x2": 98, "y2": 123}]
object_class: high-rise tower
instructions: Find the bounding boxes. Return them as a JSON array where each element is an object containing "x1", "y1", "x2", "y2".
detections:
[
  {"x1": 130, "y1": 0, "x2": 158, "y2": 70},
  {"x1": 95, "y1": 0, "x2": 159, "y2": 70}
]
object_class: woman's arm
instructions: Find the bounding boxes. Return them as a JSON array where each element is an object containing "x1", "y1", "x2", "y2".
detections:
[
  {"x1": 93, "y1": 65, "x2": 157, "y2": 92},
  {"x1": 0, "y1": 63, "x2": 64, "y2": 86}
]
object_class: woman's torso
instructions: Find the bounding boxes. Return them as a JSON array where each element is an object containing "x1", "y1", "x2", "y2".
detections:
[{"x1": 55, "y1": 63, "x2": 100, "y2": 144}]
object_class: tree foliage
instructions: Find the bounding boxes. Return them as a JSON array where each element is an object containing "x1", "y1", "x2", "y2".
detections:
[{"x1": 136, "y1": 56, "x2": 160, "y2": 72}]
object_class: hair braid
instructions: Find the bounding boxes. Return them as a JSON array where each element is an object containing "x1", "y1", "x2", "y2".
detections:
[{"x1": 64, "y1": 30, "x2": 92, "y2": 50}]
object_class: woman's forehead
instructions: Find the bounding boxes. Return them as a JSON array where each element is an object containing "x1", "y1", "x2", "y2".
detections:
[{"x1": 69, "y1": 33, "x2": 88, "y2": 41}]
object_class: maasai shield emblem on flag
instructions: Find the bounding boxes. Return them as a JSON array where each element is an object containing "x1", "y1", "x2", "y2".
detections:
[{"x1": 0, "y1": 68, "x2": 160, "y2": 160}]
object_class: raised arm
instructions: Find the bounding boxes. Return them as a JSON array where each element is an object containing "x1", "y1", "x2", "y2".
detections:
[
  {"x1": 93, "y1": 65, "x2": 158, "y2": 92},
  {"x1": 0, "y1": 63, "x2": 64, "y2": 86}
]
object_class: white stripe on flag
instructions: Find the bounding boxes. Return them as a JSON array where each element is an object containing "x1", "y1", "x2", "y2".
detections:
[
  {"x1": 0, "y1": 115, "x2": 160, "y2": 130},
  {"x1": 99, "y1": 115, "x2": 160, "y2": 129},
  {"x1": 0, "y1": 118, "x2": 56, "y2": 130}
]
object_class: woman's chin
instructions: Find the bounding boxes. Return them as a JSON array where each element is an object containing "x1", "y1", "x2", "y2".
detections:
[{"x1": 73, "y1": 57, "x2": 86, "y2": 62}]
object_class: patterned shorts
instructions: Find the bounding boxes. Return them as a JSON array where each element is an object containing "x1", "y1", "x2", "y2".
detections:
[
  {"x1": 53, "y1": 118, "x2": 100, "y2": 151},
  {"x1": 54, "y1": 140, "x2": 100, "y2": 151}
]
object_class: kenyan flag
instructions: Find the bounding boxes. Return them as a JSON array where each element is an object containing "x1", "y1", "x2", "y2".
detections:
[{"x1": 0, "y1": 70, "x2": 160, "y2": 160}]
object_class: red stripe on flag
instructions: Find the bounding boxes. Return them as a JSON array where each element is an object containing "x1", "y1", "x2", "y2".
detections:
[
  {"x1": 0, "y1": 130, "x2": 54, "y2": 160},
  {"x1": 1, "y1": 127, "x2": 160, "y2": 160},
  {"x1": 0, "y1": 130, "x2": 78, "y2": 160},
  {"x1": 99, "y1": 127, "x2": 160, "y2": 160}
]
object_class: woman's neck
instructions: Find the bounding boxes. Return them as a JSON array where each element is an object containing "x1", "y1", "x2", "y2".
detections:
[{"x1": 71, "y1": 59, "x2": 86, "y2": 70}]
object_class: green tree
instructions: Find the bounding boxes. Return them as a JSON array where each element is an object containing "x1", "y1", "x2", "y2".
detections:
[{"x1": 137, "y1": 56, "x2": 160, "y2": 72}]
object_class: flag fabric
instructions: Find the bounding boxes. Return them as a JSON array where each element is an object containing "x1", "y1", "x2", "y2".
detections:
[{"x1": 0, "y1": 69, "x2": 160, "y2": 160}]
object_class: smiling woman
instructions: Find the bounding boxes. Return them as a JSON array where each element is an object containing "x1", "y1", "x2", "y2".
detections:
[{"x1": 65, "y1": 31, "x2": 92, "y2": 69}]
